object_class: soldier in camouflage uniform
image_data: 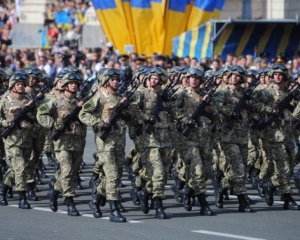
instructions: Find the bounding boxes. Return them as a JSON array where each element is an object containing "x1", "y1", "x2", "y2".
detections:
[
  {"x1": 255, "y1": 63, "x2": 299, "y2": 210},
  {"x1": 0, "y1": 69, "x2": 8, "y2": 183},
  {"x1": 0, "y1": 72, "x2": 35, "y2": 209},
  {"x1": 213, "y1": 66, "x2": 254, "y2": 213},
  {"x1": 292, "y1": 71, "x2": 300, "y2": 196},
  {"x1": 36, "y1": 73, "x2": 85, "y2": 216},
  {"x1": 131, "y1": 67, "x2": 173, "y2": 220},
  {"x1": 79, "y1": 69, "x2": 128, "y2": 222},
  {"x1": 24, "y1": 66, "x2": 45, "y2": 201},
  {"x1": 173, "y1": 66, "x2": 216, "y2": 215}
]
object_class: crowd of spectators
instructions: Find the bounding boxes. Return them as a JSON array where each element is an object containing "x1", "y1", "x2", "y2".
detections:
[
  {"x1": 0, "y1": 1, "x2": 300, "y2": 81},
  {"x1": 0, "y1": 0, "x2": 19, "y2": 47}
]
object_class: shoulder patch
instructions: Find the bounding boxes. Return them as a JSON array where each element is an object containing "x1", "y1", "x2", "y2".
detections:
[
  {"x1": 83, "y1": 100, "x2": 95, "y2": 110},
  {"x1": 38, "y1": 103, "x2": 49, "y2": 112}
]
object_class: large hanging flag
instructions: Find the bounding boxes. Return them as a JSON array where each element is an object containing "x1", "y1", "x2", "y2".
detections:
[
  {"x1": 173, "y1": 22, "x2": 213, "y2": 59},
  {"x1": 91, "y1": 0, "x2": 226, "y2": 56}
]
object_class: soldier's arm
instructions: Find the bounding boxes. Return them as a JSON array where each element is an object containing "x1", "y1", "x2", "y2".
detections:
[
  {"x1": 292, "y1": 101, "x2": 300, "y2": 119},
  {"x1": 212, "y1": 89, "x2": 232, "y2": 118},
  {"x1": 78, "y1": 94, "x2": 102, "y2": 128},
  {"x1": 252, "y1": 88, "x2": 273, "y2": 114},
  {"x1": 36, "y1": 100, "x2": 55, "y2": 129},
  {"x1": 0, "y1": 99, "x2": 8, "y2": 127}
]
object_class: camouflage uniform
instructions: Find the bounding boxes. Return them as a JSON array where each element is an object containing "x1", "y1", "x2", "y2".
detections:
[
  {"x1": 255, "y1": 64, "x2": 299, "y2": 210},
  {"x1": 37, "y1": 73, "x2": 84, "y2": 216},
  {"x1": 0, "y1": 72, "x2": 33, "y2": 209},
  {"x1": 213, "y1": 66, "x2": 254, "y2": 212}
]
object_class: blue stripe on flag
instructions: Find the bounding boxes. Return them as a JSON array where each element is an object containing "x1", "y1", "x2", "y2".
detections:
[
  {"x1": 215, "y1": 0, "x2": 226, "y2": 10},
  {"x1": 168, "y1": 0, "x2": 188, "y2": 13},
  {"x1": 194, "y1": 26, "x2": 206, "y2": 58},
  {"x1": 99, "y1": 0, "x2": 117, "y2": 10},
  {"x1": 173, "y1": 36, "x2": 180, "y2": 56},
  {"x1": 221, "y1": 24, "x2": 244, "y2": 56},
  {"x1": 131, "y1": 0, "x2": 151, "y2": 8},
  {"x1": 182, "y1": 30, "x2": 192, "y2": 57},
  {"x1": 194, "y1": 0, "x2": 216, "y2": 12}
]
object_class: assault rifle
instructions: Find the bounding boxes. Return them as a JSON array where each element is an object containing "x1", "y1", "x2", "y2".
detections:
[
  {"x1": 51, "y1": 89, "x2": 97, "y2": 141},
  {"x1": 256, "y1": 83, "x2": 300, "y2": 130},
  {"x1": 181, "y1": 80, "x2": 221, "y2": 137},
  {"x1": 1, "y1": 83, "x2": 51, "y2": 139},
  {"x1": 100, "y1": 82, "x2": 140, "y2": 141},
  {"x1": 78, "y1": 76, "x2": 96, "y2": 99},
  {"x1": 227, "y1": 79, "x2": 259, "y2": 130},
  {"x1": 144, "y1": 81, "x2": 178, "y2": 134}
]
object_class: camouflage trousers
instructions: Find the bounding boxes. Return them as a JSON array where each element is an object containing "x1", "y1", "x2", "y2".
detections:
[
  {"x1": 220, "y1": 143, "x2": 247, "y2": 194},
  {"x1": 247, "y1": 129, "x2": 261, "y2": 168},
  {"x1": 3, "y1": 146, "x2": 32, "y2": 191},
  {"x1": 140, "y1": 147, "x2": 171, "y2": 198},
  {"x1": 180, "y1": 146, "x2": 207, "y2": 195},
  {"x1": 54, "y1": 150, "x2": 81, "y2": 198},
  {"x1": 96, "y1": 150, "x2": 124, "y2": 201},
  {"x1": 267, "y1": 143, "x2": 293, "y2": 194},
  {"x1": 43, "y1": 130, "x2": 55, "y2": 155}
]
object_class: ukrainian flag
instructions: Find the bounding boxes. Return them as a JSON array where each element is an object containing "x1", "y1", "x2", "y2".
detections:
[
  {"x1": 92, "y1": 0, "x2": 132, "y2": 53},
  {"x1": 164, "y1": 0, "x2": 191, "y2": 55},
  {"x1": 173, "y1": 22, "x2": 213, "y2": 59},
  {"x1": 186, "y1": 0, "x2": 218, "y2": 30},
  {"x1": 92, "y1": 0, "x2": 226, "y2": 55}
]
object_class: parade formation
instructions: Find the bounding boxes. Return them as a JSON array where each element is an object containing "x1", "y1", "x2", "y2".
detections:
[{"x1": 0, "y1": 63, "x2": 300, "y2": 223}]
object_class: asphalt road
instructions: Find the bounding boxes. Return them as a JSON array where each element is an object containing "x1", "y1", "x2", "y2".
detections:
[{"x1": 0, "y1": 129, "x2": 300, "y2": 240}]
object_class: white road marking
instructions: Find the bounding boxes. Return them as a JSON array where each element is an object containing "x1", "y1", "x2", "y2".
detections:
[
  {"x1": 7, "y1": 204, "x2": 143, "y2": 223},
  {"x1": 192, "y1": 230, "x2": 267, "y2": 240}
]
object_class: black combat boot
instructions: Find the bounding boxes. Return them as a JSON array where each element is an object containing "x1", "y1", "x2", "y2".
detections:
[
  {"x1": 27, "y1": 182, "x2": 38, "y2": 201},
  {"x1": 154, "y1": 198, "x2": 167, "y2": 219},
  {"x1": 251, "y1": 168, "x2": 260, "y2": 189},
  {"x1": 263, "y1": 181, "x2": 276, "y2": 206},
  {"x1": 89, "y1": 172, "x2": 99, "y2": 188},
  {"x1": 92, "y1": 153, "x2": 98, "y2": 163},
  {"x1": 215, "y1": 186, "x2": 227, "y2": 208},
  {"x1": 0, "y1": 184, "x2": 8, "y2": 205},
  {"x1": 18, "y1": 191, "x2": 31, "y2": 209},
  {"x1": 48, "y1": 176, "x2": 56, "y2": 190},
  {"x1": 245, "y1": 194, "x2": 253, "y2": 205},
  {"x1": 171, "y1": 178, "x2": 185, "y2": 203},
  {"x1": 74, "y1": 173, "x2": 83, "y2": 190},
  {"x1": 99, "y1": 194, "x2": 106, "y2": 207},
  {"x1": 247, "y1": 165, "x2": 254, "y2": 183},
  {"x1": 223, "y1": 188, "x2": 229, "y2": 200},
  {"x1": 45, "y1": 152, "x2": 55, "y2": 167},
  {"x1": 118, "y1": 200, "x2": 127, "y2": 212},
  {"x1": 237, "y1": 194, "x2": 254, "y2": 213},
  {"x1": 48, "y1": 189, "x2": 59, "y2": 212},
  {"x1": 180, "y1": 185, "x2": 193, "y2": 211},
  {"x1": 196, "y1": 193, "x2": 214, "y2": 216},
  {"x1": 35, "y1": 169, "x2": 43, "y2": 185},
  {"x1": 149, "y1": 197, "x2": 155, "y2": 210},
  {"x1": 80, "y1": 159, "x2": 86, "y2": 170},
  {"x1": 0, "y1": 165, "x2": 3, "y2": 183},
  {"x1": 109, "y1": 201, "x2": 126, "y2": 222},
  {"x1": 65, "y1": 197, "x2": 80, "y2": 216},
  {"x1": 130, "y1": 188, "x2": 140, "y2": 206},
  {"x1": 294, "y1": 170, "x2": 300, "y2": 197},
  {"x1": 7, "y1": 187, "x2": 13, "y2": 198},
  {"x1": 282, "y1": 193, "x2": 300, "y2": 210},
  {"x1": 257, "y1": 179, "x2": 265, "y2": 198},
  {"x1": 89, "y1": 193, "x2": 102, "y2": 218},
  {"x1": 39, "y1": 162, "x2": 48, "y2": 178},
  {"x1": 137, "y1": 189, "x2": 150, "y2": 214}
]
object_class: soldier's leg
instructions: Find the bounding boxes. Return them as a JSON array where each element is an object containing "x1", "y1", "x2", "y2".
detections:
[
  {"x1": 269, "y1": 143, "x2": 298, "y2": 210},
  {"x1": 220, "y1": 143, "x2": 253, "y2": 212},
  {"x1": 96, "y1": 151, "x2": 126, "y2": 222}
]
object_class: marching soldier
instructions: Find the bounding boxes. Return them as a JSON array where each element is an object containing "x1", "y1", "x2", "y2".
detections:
[
  {"x1": 0, "y1": 72, "x2": 35, "y2": 209},
  {"x1": 37, "y1": 72, "x2": 85, "y2": 216},
  {"x1": 79, "y1": 69, "x2": 128, "y2": 222}
]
